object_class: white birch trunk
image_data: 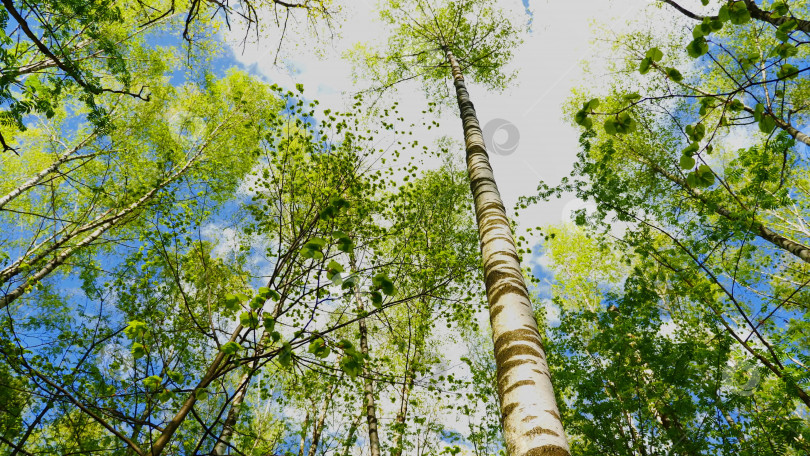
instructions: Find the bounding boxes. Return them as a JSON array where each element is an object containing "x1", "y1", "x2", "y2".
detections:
[{"x1": 445, "y1": 49, "x2": 570, "y2": 456}]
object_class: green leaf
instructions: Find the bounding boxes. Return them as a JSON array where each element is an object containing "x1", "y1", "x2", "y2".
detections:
[
  {"x1": 639, "y1": 57, "x2": 652, "y2": 75},
  {"x1": 339, "y1": 355, "x2": 363, "y2": 378},
  {"x1": 167, "y1": 370, "x2": 184, "y2": 384},
  {"x1": 156, "y1": 389, "x2": 175, "y2": 403},
  {"x1": 574, "y1": 110, "x2": 590, "y2": 127},
  {"x1": 223, "y1": 293, "x2": 241, "y2": 311},
  {"x1": 622, "y1": 93, "x2": 641, "y2": 102},
  {"x1": 718, "y1": 5, "x2": 730, "y2": 22},
  {"x1": 240, "y1": 312, "x2": 259, "y2": 329},
  {"x1": 773, "y1": 43, "x2": 798, "y2": 59},
  {"x1": 195, "y1": 388, "x2": 209, "y2": 401},
  {"x1": 131, "y1": 342, "x2": 146, "y2": 359},
  {"x1": 330, "y1": 197, "x2": 350, "y2": 210},
  {"x1": 682, "y1": 142, "x2": 700, "y2": 156},
  {"x1": 604, "y1": 118, "x2": 617, "y2": 135},
  {"x1": 686, "y1": 123, "x2": 705, "y2": 142},
  {"x1": 304, "y1": 238, "x2": 326, "y2": 250},
  {"x1": 302, "y1": 238, "x2": 327, "y2": 259},
  {"x1": 327, "y1": 260, "x2": 344, "y2": 273},
  {"x1": 124, "y1": 320, "x2": 147, "y2": 340},
  {"x1": 308, "y1": 338, "x2": 331, "y2": 358},
  {"x1": 645, "y1": 47, "x2": 663, "y2": 62},
  {"x1": 341, "y1": 275, "x2": 359, "y2": 291},
  {"x1": 258, "y1": 287, "x2": 281, "y2": 301},
  {"x1": 727, "y1": 1, "x2": 751, "y2": 24},
  {"x1": 758, "y1": 115, "x2": 776, "y2": 134},
  {"x1": 142, "y1": 376, "x2": 162, "y2": 391},
  {"x1": 337, "y1": 236, "x2": 354, "y2": 253},
  {"x1": 249, "y1": 295, "x2": 264, "y2": 310},
  {"x1": 220, "y1": 342, "x2": 242, "y2": 355},
  {"x1": 772, "y1": 1, "x2": 788, "y2": 16},
  {"x1": 295, "y1": 83, "x2": 304, "y2": 93},
  {"x1": 686, "y1": 37, "x2": 709, "y2": 58},
  {"x1": 778, "y1": 18, "x2": 798, "y2": 32},
  {"x1": 278, "y1": 342, "x2": 293, "y2": 368},
  {"x1": 777, "y1": 63, "x2": 799, "y2": 80},
  {"x1": 372, "y1": 273, "x2": 395, "y2": 295},
  {"x1": 754, "y1": 103, "x2": 765, "y2": 121},
  {"x1": 694, "y1": 164, "x2": 716, "y2": 186},
  {"x1": 369, "y1": 290, "x2": 383, "y2": 307},
  {"x1": 680, "y1": 155, "x2": 696, "y2": 170},
  {"x1": 263, "y1": 315, "x2": 276, "y2": 332},
  {"x1": 665, "y1": 67, "x2": 683, "y2": 82}
]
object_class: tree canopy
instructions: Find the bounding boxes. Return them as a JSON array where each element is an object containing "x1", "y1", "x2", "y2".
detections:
[{"x1": 0, "y1": 1, "x2": 808, "y2": 456}]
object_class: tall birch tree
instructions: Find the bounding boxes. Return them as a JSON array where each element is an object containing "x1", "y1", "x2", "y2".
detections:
[{"x1": 354, "y1": 1, "x2": 570, "y2": 454}]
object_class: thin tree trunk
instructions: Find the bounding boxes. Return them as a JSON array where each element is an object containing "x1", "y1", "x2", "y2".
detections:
[
  {"x1": 356, "y1": 295, "x2": 381, "y2": 456},
  {"x1": 9, "y1": 398, "x2": 53, "y2": 456},
  {"x1": 444, "y1": 49, "x2": 570, "y2": 456},
  {"x1": 341, "y1": 411, "x2": 363, "y2": 456},
  {"x1": 212, "y1": 299, "x2": 286, "y2": 456},
  {"x1": 148, "y1": 324, "x2": 244, "y2": 456},
  {"x1": 0, "y1": 124, "x2": 221, "y2": 309},
  {"x1": 392, "y1": 307, "x2": 428, "y2": 456},
  {"x1": 298, "y1": 408, "x2": 312, "y2": 456},
  {"x1": 391, "y1": 359, "x2": 416, "y2": 456},
  {"x1": 0, "y1": 130, "x2": 100, "y2": 211},
  {"x1": 210, "y1": 367, "x2": 252, "y2": 456},
  {"x1": 306, "y1": 379, "x2": 339, "y2": 456},
  {"x1": 347, "y1": 255, "x2": 382, "y2": 456}
]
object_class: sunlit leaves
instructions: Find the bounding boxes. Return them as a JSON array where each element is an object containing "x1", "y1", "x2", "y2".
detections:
[
  {"x1": 575, "y1": 98, "x2": 600, "y2": 128},
  {"x1": 773, "y1": 43, "x2": 798, "y2": 59},
  {"x1": 332, "y1": 230, "x2": 354, "y2": 253},
  {"x1": 131, "y1": 342, "x2": 146, "y2": 359},
  {"x1": 372, "y1": 273, "x2": 395, "y2": 296},
  {"x1": 142, "y1": 376, "x2": 162, "y2": 391},
  {"x1": 308, "y1": 338, "x2": 331, "y2": 358},
  {"x1": 301, "y1": 237, "x2": 326, "y2": 259},
  {"x1": 718, "y1": 2, "x2": 751, "y2": 25},
  {"x1": 277, "y1": 342, "x2": 293, "y2": 368},
  {"x1": 665, "y1": 67, "x2": 683, "y2": 82},
  {"x1": 336, "y1": 339, "x2": 364, "y2": 378},
  {"x1": 686, "y1": 164, "x2": 715, "y2": 188},
  {"x1": 753, "y1": 103, "x2": 777, "y2": 133},
  {"x1": 326, "y1": 260, "x2": 344, "y2": 285},
  {"x1": 220, "y1": 342, "x2": 242, "y2": 355},
  {"x1": 124, "y1": 320, "x2": 147, "y2": 339},
  {"x1": 777, "y1": 63, "x2": 799, "y2": 80},
  {"x1": 166, "y1": 370, "x2": 184, "y2": 384},
  {"x1": 771, "y1": 1, "x2": 789, "y2": 17},
  {"x1": 239, "y1": 311, "x2": 259, "y2": 329},
  {"x1": 679, "y1": 155, "x2": 696, "y2": 170},
  {"x1": 686, "y1": 37, "x2": 709, "y2": 58},
  {"x1": 639, "y1": 47, "x2": 663, "y2": 74},
  {"x1": 604, "y1": 112, "x2": 636, "y2": 135}
]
